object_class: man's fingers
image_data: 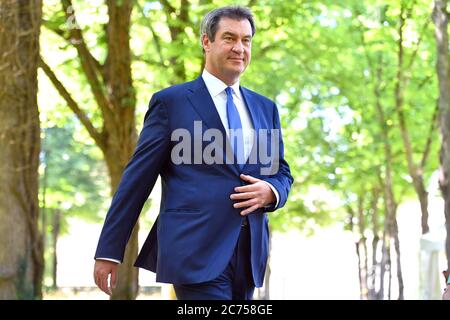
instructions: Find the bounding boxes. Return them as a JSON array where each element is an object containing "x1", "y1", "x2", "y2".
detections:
[
  {"x1": 100, "y1": 273, "x2": 112, "y2": 296},
  {"x1": 94, "y1": 271, "x2": 105, "y2": 294},
  {"x1": 240, "y1": 174, "x2": 260, "y2": 183},
  {"x1": 234, "y1": 198, "x2": 257, "y2": 209},
  {"x1": 110, "y1": 268, "x2": 117, "y2": 289},
  {"x1": 230, "y1": 191, "x2": 256, "y2": 200},
  {"x1": 234, "y1": 174, "x2": 261, "y2": 193},
  {"x1": 100, "y1": 274, "x2": 107, "y2": 294},
  {"x1": 234, "y1": 184, "x2": 257, "y2": 193},
  {"x1": 241, "y1": 204, "x2": 259, "y2": 216},
  {"x1": 94, "y1": 271, "x2": 99, "y2": 287}
]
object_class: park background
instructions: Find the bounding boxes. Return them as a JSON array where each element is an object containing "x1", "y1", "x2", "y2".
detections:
[{"x1": 0, "y1": 0, "x2": 449, "y2": 300}]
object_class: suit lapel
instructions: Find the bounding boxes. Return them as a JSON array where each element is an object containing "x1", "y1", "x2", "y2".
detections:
[
  {"x1": 186, "y1": 77, "x2": 227, "y2": 137},
  {"x1": 186, "y1": 77, "x2": 239, "y2": 175},
  {"x1": 240, "y1": 87, "x2": 261, "y2": 172}
]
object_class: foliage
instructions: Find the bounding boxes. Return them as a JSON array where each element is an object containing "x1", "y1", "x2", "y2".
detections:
[
  {"x1": 39, "y1": 0, "x2": 440, "y2": 237},
  {"x1": 39, "y1": 124, "x2": 108, "y2": 226}
]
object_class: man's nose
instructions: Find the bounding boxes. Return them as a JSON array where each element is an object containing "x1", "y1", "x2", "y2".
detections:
[{"x1": 232, "y1": 41, "x2": 244, "y2": 53}]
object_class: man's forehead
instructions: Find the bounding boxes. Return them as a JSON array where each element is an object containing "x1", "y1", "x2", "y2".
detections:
[{"x1": 217, "y1": 18, "x2": 252, "y2": 35}]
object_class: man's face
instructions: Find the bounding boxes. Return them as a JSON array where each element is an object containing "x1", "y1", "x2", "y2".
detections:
[{"x1": 202, "y1": 17, "x2": 252, "y2": 85}]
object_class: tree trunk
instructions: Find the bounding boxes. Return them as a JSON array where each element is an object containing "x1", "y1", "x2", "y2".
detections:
[
  {"x1": 103, "y1": 0, "x2": 138, "y2": 299},
  {"x1": 369, "y1": 227, "x2": 379, "y2": 300},
  {"x1": 433, "y1": 0, "x2": 450, "y2": 276},
  {"x1": 394, "y1": 3, "x2": 430, "y2": 234},
  {"x1": 368, "y1": 188, "x2": 380, "y2": 300},
  {"x1": 358, "y1": 196, "x2": 369, "y2": 299},
  {"x1": 350, "y1": 196, "x2": 369, "y2": 300},
  {"x1": 0, "y1": 0, "x2": 43, "y2": 299},
  {"x1": 374, "y1": 56, "x2": 403, "y2": 299},
  {"x1": 356, "y1": 239, "x2": 365, "y2": 299},
  {"x1": 43, "y1": 0, "x2": 139, "y2": 299},
  {"x1": 392, "y1": 218, "x2": 404, "y2": 299},
  {"x1": 51, "y1": 209, "x2": 61, "y2": 289},
  {"x1": 378, "y1": 228, "x2": 388, "y2": 300},
  {"x1": 415, "y1": 180, "x2": 430, "y2": 235}
]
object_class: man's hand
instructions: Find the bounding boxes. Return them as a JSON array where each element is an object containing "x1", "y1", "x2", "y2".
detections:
[
  {"x1": 230, "y1": 174, "x2": 275, "y2": 216},
  {"x1": 93, "y1": 259, "x2": 118, "y2": 296},
  {"x1": 444, "y1": 284, "x2": 450, "y2": 300}
]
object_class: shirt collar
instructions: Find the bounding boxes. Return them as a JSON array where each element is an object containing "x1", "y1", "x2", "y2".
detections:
[{"x1": 202, "y1": 69, "x2": 242, "y2": 101}]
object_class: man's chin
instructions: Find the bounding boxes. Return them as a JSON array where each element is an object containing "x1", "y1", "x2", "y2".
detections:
[{"x1": 226, "y1": 65, "x2": 246, "y2": 76}]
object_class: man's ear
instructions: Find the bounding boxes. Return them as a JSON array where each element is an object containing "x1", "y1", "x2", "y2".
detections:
[{"x1": 201, "y1": 33, "x2": 211, "y2": 52}]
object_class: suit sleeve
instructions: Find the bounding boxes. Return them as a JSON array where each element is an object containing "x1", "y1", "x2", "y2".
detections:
[
  {"x1": 263, "y1": 103, "x2": 294, "y2": 212},
  {"x1": 94, "y1": 94, "x2": 170, "y2": 262}
]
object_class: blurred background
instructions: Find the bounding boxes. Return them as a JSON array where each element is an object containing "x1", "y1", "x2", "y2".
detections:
[{"x1": 0, "y1": 0, "x2": 449, "y2": 300}]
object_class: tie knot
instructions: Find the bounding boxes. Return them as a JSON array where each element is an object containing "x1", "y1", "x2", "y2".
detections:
[{"x1": 225, "y1": 86, "x2": 233, "y2": 97}]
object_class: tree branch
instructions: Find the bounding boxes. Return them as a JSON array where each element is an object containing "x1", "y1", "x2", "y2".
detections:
[
  {"x1": 42, "y1": 19, "x2": 68, "y2": 39},
  {"x1": 180, "y1": 0, "x2": 189, "y2": 22},
  {"x1": 60, "y1": 0, "x2": 111, "y2": 115},
  {"x1": 394, "y1": 2, "x2": 417, "y2": 178},
  {"x1": 356, "y1": 16, "x2": 374, "y2": 76},
  {"x1": 247, "y1": 0, "x2": 257, "y2": 7},
  {"x1": 256, "y1": 44, "x2": 278, "y2": 58},
  {"x1": 148, "y1": 24, "x2": 165, "y2": 65},
  {"x1": 401, "y1": 0, "x2": 431, "y2": 75},
  {"x1": 159, "y1": 0, "x2": 176, "y2": 15},
  {"x1": 42, "y1": 17, "x2": 103, "y2": 76},
  {"x1": 135, "y1": 2, "x2": 164, "y2": 65},
  {"x1": 420, "y1": 101, "x2": 439, "y2": 168},
  {"x1": 132, "y1": 54, "x2": 163, "y2": 67},
  {"x1": 158, "y1": 0, "x2": 190, "y2": 81},
  {"x1": 162, "y1": 0, "x2": 190, "y2": 41},
  {"x1": 39, "y1": 57, "x2": 105, "y2": 150}
]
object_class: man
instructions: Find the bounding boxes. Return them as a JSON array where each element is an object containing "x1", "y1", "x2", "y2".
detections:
[{"x1": 94, "y1": 5, "x2": 293, "y2": 300}]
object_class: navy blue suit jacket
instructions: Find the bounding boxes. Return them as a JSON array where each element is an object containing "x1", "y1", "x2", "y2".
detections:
[{"x1": 94, "y1": 77, "x2": 293, "y2": 287}]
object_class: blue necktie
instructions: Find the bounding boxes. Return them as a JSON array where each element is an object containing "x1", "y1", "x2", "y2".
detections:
[{"x1": 225, "y1": 87, "x2": 244, "y2": 169}]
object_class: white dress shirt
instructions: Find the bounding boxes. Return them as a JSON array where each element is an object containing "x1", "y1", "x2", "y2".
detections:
[{"x1": 201, "y1": 69, "x2": 254, "y2": 162}]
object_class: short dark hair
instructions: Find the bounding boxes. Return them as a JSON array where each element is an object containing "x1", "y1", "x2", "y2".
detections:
[{"x1": 200, "y1": 6, "x2": 256, "y2": 47}]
